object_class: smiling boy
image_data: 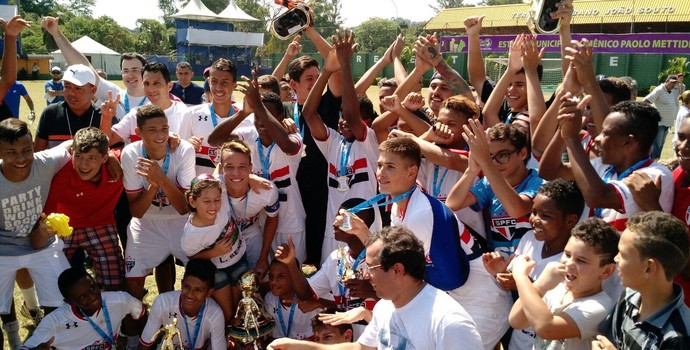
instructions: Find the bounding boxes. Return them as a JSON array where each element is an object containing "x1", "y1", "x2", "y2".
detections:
[{"x1": 44, "y1": 127, "x2": 126, "y2": 291}]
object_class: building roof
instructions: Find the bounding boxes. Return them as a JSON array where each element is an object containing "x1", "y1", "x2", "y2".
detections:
[
  {"x1": 171, "y1": 0, "x2": 223, "y2": 21},
  {"x1": 426, "y1": 0, "x2": 690, "y2": 31},
  {"x1": 217, "y1": 0, "x2": 259, "y2": 22}
]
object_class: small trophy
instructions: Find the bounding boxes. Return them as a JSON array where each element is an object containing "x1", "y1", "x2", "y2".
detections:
[
  {"x1": 339, "y1": 211, "x2": 352, "y2": 231},
  {"x1": 337, "y1": 245, "x2": 361, "y2": 283},
  {"x1": 228, "y1": 272, "x2": 275, "y2": 350},
  {"x1": 150, "y1": 318, "x2": 182, "y2": 350}
]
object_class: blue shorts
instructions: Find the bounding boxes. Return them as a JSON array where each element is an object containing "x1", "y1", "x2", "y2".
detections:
[{"x1": 214, "y1": 254, "x2": 249, "y2": 289}]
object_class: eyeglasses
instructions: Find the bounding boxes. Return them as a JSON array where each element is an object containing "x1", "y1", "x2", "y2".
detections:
[
  {"x1": 122, "y1": 68, "x2": 142, "y2": 75},
  {"x1": 490, "y1": 149, "x2": 518, "y2": 164},
  {"x1": 363, "y1": 264, "x2": 383, "y2": 274}
]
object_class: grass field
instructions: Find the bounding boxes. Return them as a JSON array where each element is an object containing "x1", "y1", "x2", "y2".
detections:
[{"x1": 4, "y1": 80, "x2": 677, "y2": 348}]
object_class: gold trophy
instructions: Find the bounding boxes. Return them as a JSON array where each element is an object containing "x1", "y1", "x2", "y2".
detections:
[
  {"x1": 337, "y1": 245, "x2": 361, "y2": 283},
  {"x1": 150, "y1": 318, "x2": 182, "y2": 350},
  {"x1": 527, "y1": 0, "x2": 562, "y2": 35},
  {"x1": 228, "y1": 272, "x2": 275, "y2": 350}
]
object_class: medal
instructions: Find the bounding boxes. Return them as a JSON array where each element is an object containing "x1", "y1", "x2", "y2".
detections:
[
  {"x1": 339, "y1": 211, "x2": 352, "y2": 231},
  {"x1": 336, "y1": 176, "x2": 349, "y2": 192}
]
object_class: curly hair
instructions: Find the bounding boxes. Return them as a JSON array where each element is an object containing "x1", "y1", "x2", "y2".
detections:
[
  {"x1": 73, "y1": 127, "x2": 109, "y2": 155},
  {"x1": 570, "y1": 218, "x2": 620, "y2": 267},
  {"x1": 537, "y1": 179, "x2": 584, "y2": 217},
  {"x1": 610, "y1": 101, "x2": 661, "y2": 153}
]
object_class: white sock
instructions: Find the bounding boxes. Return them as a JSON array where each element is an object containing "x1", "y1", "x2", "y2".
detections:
[
  {"x1": 2, "y1": 320, "x2": 21, "y2": 349},
  {"x1": 20, "y1": 285, "x2": 40, "y2": 310},
  {"x1": 126, "y1": 335, "x2": 140, "y2": 350}
]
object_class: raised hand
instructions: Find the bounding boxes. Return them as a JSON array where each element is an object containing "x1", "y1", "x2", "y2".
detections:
[
  {"x1": 1, "y1": 15, "x2": 30, "y2": 37},
  {"x1": 522, "y1": 35, "x2": 544, "y2": 73},
  {"x1": 380, "y1": 95, "x2": 402, "y2": 113},
  {"x1": 507, "y1": 34, "x2": 525, "y2": 72},
  {"x1": 511, "y1": 254, "x2": 536, "y2": 277},
  {"x1": 463, "y1": 15, "x2": 484, "y2": 37},
  {"x1": 100, "y1": 90, "x2": 121, "y2": 121},
  {"x1": 286, "y1": 34, "x2": 302, "y2": 57},
  {"x1": 557, "y1": 93, "x2": 592, "y2": 140},
  {"x1": 274, "y1": 234, "x2": 297, "y2": 265},
  {"x1": 401, "y1": 92, "x2": 425, "y2": 111},
  {"x1": 333, "y1": 29, "x2": 357, "y2": 65},
  {"x1": 414, "y1": 32, "x2": 443, "y2": 67},
  {"x1": 41, "y1": 16, "x2": 60, "y2": 36},
  {"x1": 565, "y1": 39, "x2": 596, "y2": 87},
  {"x1": 237, "y1": 70, "x2": 262, "y2": 113}
]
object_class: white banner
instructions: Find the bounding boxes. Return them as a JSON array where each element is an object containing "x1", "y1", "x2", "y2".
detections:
[{"x1": 186, "y1": 28, "x2": 264, "y2": 47}]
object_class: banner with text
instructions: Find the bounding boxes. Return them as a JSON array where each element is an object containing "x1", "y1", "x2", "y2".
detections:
[{"x1": 440, "y1": 33, "x2": 690, "y2": 55}]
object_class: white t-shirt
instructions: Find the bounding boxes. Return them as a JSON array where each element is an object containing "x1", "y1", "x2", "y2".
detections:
[
  {"x1": 96, "y1": 79, "x2": 148, "y2": 121},
  {"x1": 112, "y1": 100, "x2": 187, "y2": 145},
  {"x1": 418, "y1": 158, "x2": 487, "y2": 239},
  {"x1": 313, "y1": 127, "x2": 381, "y2": 239},
  {"x1": 122, "y1": 140, "x2": 196, "y2": 220},
  {"x1": 181, "y1": 186, "x2": 246, "y2": 268},
  {"x1": 140, "y1": 291, "x2": 226, "y2": 350},
  {"x1": 591, "y1": 158, "x2": 673, "y2": 231},
  {"x1": 264, "y1": 292, "x2": 320, "y2": 340},
  {"x1": 358, "y1": 284, "x2": 482, "y2": 349},
  {"x1": 535, "y1": 284, "x2": 614, "y2": 350},
  {"x1": 22, "y1": 291, "x2": 144, "y2": 350},
  {"x1": 236, "y1": 127, "x2": 305, "y2": 234},
  {"x1": 645, "y1": 83, "x2": 682, "y2": 127},
  {"x1": 179, "y1": 103, "x2": 251, "y2": 175},
  {"x1": 224, "y1": 181, "x2": 280, "y2": 240}
]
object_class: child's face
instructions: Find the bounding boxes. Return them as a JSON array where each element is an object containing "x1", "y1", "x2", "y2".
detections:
[
  {"x1": 189, "y1": 186, "x2": 222, "y2": 222},
  {"x1": 488, "y1": 139, "x2": 525, "y2": 176},
  {"x1": 561, "y1": 237, "x2": 611, "y2": 297},
  {"x1": 73, "y1": 148, "x2": 107, "y2": 183},
  {"x1": 268, "y1": 262, "x2": 292, "y2": 297},
  {"x1": 209, "y1": 69, "x2": 237, "y2": 105},
  {"x1": 290, "y1": 66, "x2": 319, "y2": 101},
  {"x1": 220, "y1": 151, "x2": 251, "y2": 193},
  {"x1": 376, "y1": 151, "x2": 417, "y2": 196},
  {"x1": 180, "y1": 275, "x2": 212, "y2": 314},
  {"x1": 313, "y1": 325, "x2": 352, "y2": 344},
  {"x1": 67, "y1": 275, "x2": 102, "y2": 314},
  {"x1": 529, "y1": 194, "x2": 572, "y2": 243},
  {"x1": 614, "y1": 229, "x2": 646, "y2": 290},
  {"x1": 506, "y1": 72, "x2": 527, "y2": 111},
  {"x1": 254, "y1": 104, "x2": 284, "y2": 141},
  {"x1": 0, "y1": 135, "x2": 34, "y2": 182},
  {"x1": 337, "y1": 116, "x2": 355, "y2": 142},
  {"x1": 436, "y1": 108, "x2": 470, "y2": 148},
  {"x1": 136, "y1": 117, "x2": 169, "y2": 153}
]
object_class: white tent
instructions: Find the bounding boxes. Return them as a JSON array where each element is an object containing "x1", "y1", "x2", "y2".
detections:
[
  {"x1": 217, "y1": 0, "x2": 259, "y2": 22},
  {"x1": 170, "y1": 0, "x2": 224, "y2": 21},
  {"x1": 51, "y1": 36, "x2": 121, "y2": 76}
]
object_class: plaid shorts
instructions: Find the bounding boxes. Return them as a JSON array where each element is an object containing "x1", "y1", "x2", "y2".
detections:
[{"x1": 63, "y1": 224, "x2": 125, "y2": 288}]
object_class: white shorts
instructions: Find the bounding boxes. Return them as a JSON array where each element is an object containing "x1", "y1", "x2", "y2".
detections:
[
  {"x1": 125, "y1": 217, "x2": 188, "y2": 278},
  {"x1": 0, "y1": 240, "x2": 70, "y2": 313},
  {"x1": 447, "y1": 259, "x2": 512, "y2": 350},
  {"x1": 273, "y1": 230, "x2": 305, "y2": 264}
]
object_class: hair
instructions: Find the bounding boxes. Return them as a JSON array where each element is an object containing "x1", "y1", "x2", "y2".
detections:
[
  {"x1": 136, "y1": 104, "x2": 167, "y2": 129},
  {"x1": 183, "y1": 259, "x2": 217, "y2": 290},
  {"x1": 599, "y1": 77, "x2": 633, "y2": 105},
  {"x1": 680, "y1": 90, "x2": 690, "y2": 105},
  {"x1": 626, "y1": 211, "x2": 690, "y2": 280},
  {"x1": 488, "y1": 123, "x2": 529, "y2": 153},
  {"x1": 72, "y1": 127, "x2": 109, "y2": 155},
  {"x1": 368, "y1": 226, "x2": 426, "y2": 281},
  {"x1": 0, "y1": 118, "x2": 31, "y2": 144},
  {"x1": 258, "y1": 75, "x2": 281, "y2": 95},
  {"x1": 311, "y1": 308, "x2": 353, "y2": 339},
  {"x1": 377, "y1": 78, "x2": 398, "y2": 89},
  {"x1": 610, "y1": 101, "x2": 661, "y2": 153},
  {"x1": 210, "y1": 58, "x2": 238, "y2": 82},
  {"x1": 340, "y1": 198, "x2": 375, "y2": 229},
  {"x1": 517, "y1": 64, "x2": 544, "y2": 81},
  {"x1": 219, "y1": 139, "x2": 252, "y2": 165},
  {"x1": 120, "y1": 52, "x2": 147, "y2": 68},
  {"x1": 358, "y1": 95, "x2": 378, "y2": 122},
  {"x1": 378, "y1": 137, "x2": 422, "y2": 167},
  {"x1": 441, "y1": 95, "x2": 478, "y2": 120},
  {"x1": 143, "y1": 62, "x2": 172, "y2": 83},
  {"x1": 288, "y1": 56, "x2": 319, "y2": 82},
  {"x1": 176, "y1": 61, "x2": 192, "y2": 71},
  {"x1": 570, "y1": 218, "x2": 620, "y2": 267},
  {"x1": 537, "y1": 179, "x2": 584, "y2": 218},
  {"x1": 186, "y1": 174, "x2": 222, "y2": 213},
  {"x1": 619, "y1": 76, "x2": 638, "y2": 98},
  {"x1": 261, "y1": 92, "x2": 284, "y2": 119},
  {"x1": 58, "y1": 267, "x2": 91, "y2": 300}
]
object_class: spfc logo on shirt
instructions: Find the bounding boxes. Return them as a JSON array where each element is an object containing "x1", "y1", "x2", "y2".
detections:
[
  {"x1": 125, "y1": 257, "x2": 135, "y2": 272},
  {"x1": 492, "y1": 217, "x2": 518, "y2": 240}
]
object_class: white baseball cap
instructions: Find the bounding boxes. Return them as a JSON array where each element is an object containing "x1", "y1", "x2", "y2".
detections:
[
  {"x1": 51, "y1": 66, "x2": 62, "y2": 73},
  {"x1": 62, "y1": 64, "x2": 96, "y2": 86}
]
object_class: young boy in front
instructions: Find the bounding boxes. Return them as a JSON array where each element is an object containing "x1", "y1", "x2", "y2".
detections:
[
  {"x1": 139, "y1": 259, "x2": 226, "y2": 350},
  {"x1": 121, "y1": 104, "x2": 195, "y2": 299},
  {"x1": 595, "y1": 211, "x2": 690, "y2": 349},
  {"x1": 44, "y1": 127, "x2": 126, "y2": 291},
  {"x1": 311, "y1": 311, "x2": 353, "y2": 345},
  {"x1": 20, "y1": 268, "x2": 145, "y2": 350},
  {"x1": 509, "y1": 217, "x2": 618, "y2": 350}
]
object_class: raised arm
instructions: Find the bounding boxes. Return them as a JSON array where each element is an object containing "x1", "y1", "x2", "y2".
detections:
[
  {"x1": 464, "y1": 16, "x2": 487, "y2": 98},
  {"x1": 335, "y1": 30, "x2": 366, "y2": 141},
  {"x1": 483, "y1": 34, "x2": 525, "y2": 128},
  {"x1": 272, "y1": 34, "x2": 302, "y2": 79},
  {"x1": 42, "y1": 17, "x2": 101, "y2": 85},
  {"x1": 354, "y1": 35, "x2": 402, "y2": 95},
  {"x1": 566, "y1": 39, "x2": 610, "y2": 134},
  {"x1": 303, "y1": 26, "x2": 342, "y2": 97},
  {"x1": 522, "y1": 36, "x2": 546, "y2": 140},
  {"x1": 392, "y1": 36, "x2": 435, "y2": 101},
  {"x1": 390, "y1": 128, "x2": 468, "y2": 172},
  {"x1": 416, "y1": 32, "x2": 472, "y2": 100},
  {"x1": 554, "y1": 0, "x2": 574, "y2": 76},
  {"x1": 0, "y1": 17, "x2": 30, "y2": 99},
  {"x1": 538, "y1": 126, "x2": 574, "y2": 181},
  {"x1": 380, "y1": 93, "x2": 431, "y2": 137}
]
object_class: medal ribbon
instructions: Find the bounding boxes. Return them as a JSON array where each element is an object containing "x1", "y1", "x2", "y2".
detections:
[
  {"x1": 142, "y1": 144, "x2": 171, "y2": 208},
  {"x1": 293, "y1": 103, "x2": 304, "y2": 138},
  {"x1": 432, "y1": 164, "x2": 449, "y2": 198},
  {"x1": 277, "y1": 296, "x2": 297, "y2": 337},
  {"x1": 228, "y1": 188, "x2": 250, "y2": 234},
  {"x1": 339, "y1": 138, "x2": 354, "y2": 177},
  {"x1": 124, "y1": 94, "x2": 147, "y2": 114},
  {"x1": 79, "y1": 297, "x2": 115, "y2": 346},
  {"x1": 346, "y1": 186, "x2": 417, "y2": 214},
  {"x1": 179, "y1": 297, "x2": 206, "y2": 350},
  {"x1": 257, "y1": 137, "x2": 276, "y2": 180}
]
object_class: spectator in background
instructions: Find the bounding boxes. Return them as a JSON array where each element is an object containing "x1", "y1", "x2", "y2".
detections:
[
  {"x1": 4, "y1": 81, "x2": 35, "y2": 120},
  {"x1": 32, "y1": 62, "x2": 38, "y2": 80},
  {"x1": 171, "y1": 61, "x2": 205, "y2": 105},
  {"x1": 45, "y1": 66, "x2": 65, "y2": 105},
  {"x1": 644, "y1": 74, "x2": 684, "y2": 158}
]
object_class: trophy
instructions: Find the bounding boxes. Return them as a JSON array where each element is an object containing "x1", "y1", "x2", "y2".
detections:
[
  {"x1": 271, "y1": 0, "x2": 313, "y2": 40},
  {"x1": 228, "y1": 272, "x2": 275, "y2": 350},
  {"x1": 527, "y1": 0, "x2": 562, "y2": 35},
  {"x1": 150, "y1": 318, "x2": 183, "y2": 350},
  {"x1": 337, "y1": 245, "x2": 361, "y2": 283}
]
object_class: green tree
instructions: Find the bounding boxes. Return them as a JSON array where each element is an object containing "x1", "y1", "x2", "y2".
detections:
[
  {"x1": 136, "y1": 19, "x2": 173, "y2": 56},
  {"x1": 233, "y1": 0, "x2": 270, "y2": 34},
  {"x1": 158, "y1": 0, "x2": 179, "y2": 27},
  {"x1": 482, "y1": 0, "x2": 522, "y2": 5},
  {"x1": 659, "y1": 57, "x2": 690, "y2": 81},
  {"x1": 429, "y1": 0, "x2": 468, "y2": 12},
  {"x1": 354, "y1": 18, "x2": 399, "y2": 53},
  {"x1": 18, "y1": 0, "x2": 59, "y2": 17},
  {"x1": 61, "y1": 0, "x2": 96, "y2": 17}
]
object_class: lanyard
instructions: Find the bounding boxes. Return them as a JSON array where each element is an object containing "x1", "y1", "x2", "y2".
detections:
[
  {"x1": 346, "y1": 186, "x2": 416, "y2": 215},
  {"x1": 180, "y1": 298, "x2": 206, "y2": 350},
  {"x1": 79, "y1": 297, "x2": 115, "y2": 346},
  {"x1": 228, "y1": 189, "x2": 250, "y2": 233},
  {"x1": 595, "y1": 157, "x2": 653, "y2": 217},
  {"x1": 209, "y1": 104, "x2": 219, "y2": 127},
  {"x1": 339, "y1": 138, "x2": 354, "y2": 177},
  {"x1": 124, "y1": 94, "x2": 147, "y2": 114},
  {"x1": 277, "y1": 297, "x2": 297, "y2": 337},
  {"x1": 257, "y1": 137, "x2": 276, "y2": 180},
  {"x1": 293, "y1": 103, "x2": 304, "y2": 138},
  {"x1": 142, "y1": 144, "x2": 171, "y2": 209},
  {"x1": 432, "y1": 164, "x2": 449, "y2": 198},
  {"x1": 337, "y1": 248, "x2": 367, "y2": 304}
]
